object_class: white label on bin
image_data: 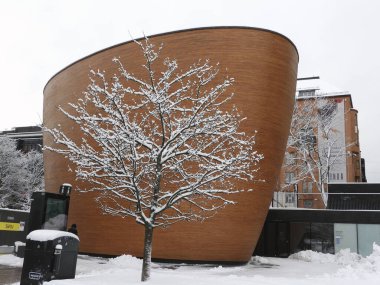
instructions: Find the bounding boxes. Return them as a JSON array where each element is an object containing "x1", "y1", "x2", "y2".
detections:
[{"x1": 29, "y1": 272, "x2": 42, "y2": 280}]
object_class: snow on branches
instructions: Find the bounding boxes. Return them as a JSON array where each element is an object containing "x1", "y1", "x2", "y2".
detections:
[
  {"x1": 45, "y1": 38, "x2": 263, "y2": 281},
  {"x1": 282, "y1": 96, "x2": 346, "y2": 206},
  {"x1": 46, "y1": 38, "x2": 262, "y2": 227},
  {"x1": 0, "y1": 137, "x2": 44, "y2": 210}
]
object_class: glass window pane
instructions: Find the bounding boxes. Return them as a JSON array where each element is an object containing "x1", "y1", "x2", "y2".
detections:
[
  {"x1": 358, "y1": 224, "x2": 380, "y2": 257},
  {"x1": 285, "y1": 172, "x2": 295, "y2": 184},
  {"x1": 290, "y1": 222, "x2": 311, "y2": 254},
  {"x1": 265, "y1": 222, "x2": 277, "y2": 256},
  {"x1": 304, "y1": 200, "x2": 313, "y2": 208},
  {"x1": 302, "y1": 181, "x2": 313, "y2": 193},
  {"x1": 334, "y1": 223, "x2": 357, "y2": 253},
  {"x1": 42, "y1": 198, "x2": 68, "y2": 231},
  {"x1": 277, "y1": 222, "x2": 289, "y2": 257},
  {"x1": 310, "y1": 223, "x2": 334, "y2": 254}
]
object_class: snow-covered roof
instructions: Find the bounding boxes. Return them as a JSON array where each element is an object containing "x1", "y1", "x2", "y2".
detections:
[
  {"x1": 296, "y1": 77, "x2": 350, "y2": 97},
  {"x1": 27, "y1": 229, "x2": 79, "y2": 241},
  {"x1": 295, "y1": 77, "x2": 354, "y2": 108},
  {"x1": 0, "y1": 207, "x2": 29, "y2": 213}
]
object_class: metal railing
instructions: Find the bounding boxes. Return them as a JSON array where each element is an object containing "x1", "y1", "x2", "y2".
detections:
[{"x1": 271, "y1": 191, "x2": 380, "y2": 209}]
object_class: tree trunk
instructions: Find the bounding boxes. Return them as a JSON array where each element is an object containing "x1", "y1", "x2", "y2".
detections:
[{"x1": 141, "y1": 224, "x2": 154, "y2": 282}]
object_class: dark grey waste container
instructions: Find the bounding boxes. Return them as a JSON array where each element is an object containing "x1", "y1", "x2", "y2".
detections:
[
  {"x1": 20, "y1": 230, "x2": 79, "y2": 285},
  {"x1": 14, "y1": 241, "x2": 26, "y2": 258}
]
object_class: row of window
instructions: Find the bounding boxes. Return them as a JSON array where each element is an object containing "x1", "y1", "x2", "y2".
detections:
[
  {"x1": 298, "y1": 89, "x2": 316, "y2": 97},
  {"x1": 285, "y1": 172, "x2": 295, "y2": 184},
  {"x1": 286, "y1": 171, "x2": 347, "y2": 188},
  {"x1": 256, "y1": 221, "x2": 380, "y2": 257},
  {"x1": 22, "y1": 143, "x2": 41, "y2": 152},
  {"x1": 284, "y1": 193, "x2": 313, "y2": 208},
  {"x1": 329, "y1": 172, "x2": 344, "y2": 181},
  {"x1": 284, "y1": 173, "x2": 313, "y2": 193}
]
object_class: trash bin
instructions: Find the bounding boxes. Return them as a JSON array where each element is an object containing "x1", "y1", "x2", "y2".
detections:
[
  {"x1": 14, "y1": 241, "x2": 26, "y2": 258},
  {"x1": 20, "y1": 229, "x2": 79, "y2": 285}
]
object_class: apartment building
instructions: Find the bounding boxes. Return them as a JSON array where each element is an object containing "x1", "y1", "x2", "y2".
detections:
[{"x1": 274, "y1": 77, "x2": 363, "y2": 209}]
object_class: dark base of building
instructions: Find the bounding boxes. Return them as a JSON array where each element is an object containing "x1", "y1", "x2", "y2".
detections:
[{"x1": 254, "y1": 208, "x2": 380, "y2": 258}]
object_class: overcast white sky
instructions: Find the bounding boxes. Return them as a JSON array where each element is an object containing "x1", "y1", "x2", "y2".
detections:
[{"x1": 0, "y1": 0, "x2": 379, "y2": 181}]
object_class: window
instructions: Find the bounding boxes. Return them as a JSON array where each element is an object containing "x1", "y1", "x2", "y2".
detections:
[
  {"x1": 304, "y1": 200, "x2": 313, "y2": 208},
  {"x1": 330, "y1": 172, "x2": 343, "y2": 181},
  {"x1": 302, "y1": 181, "x2": 313, "y2": 193},
  {"x1": 43, "y1": 198, "x2": 68, "y2": 231},
  {"x1": 298, "y1": 89, "x2": 316, "y2": 97},
  {"x1": 300, "y1": 127, "x2": 316, "y2": 145},
  {"x1": 285, "y1": 153, "x2": 295, "y2": 165},
  {"x1": 350, "y1": 113, "x2": 359, "y2": 145},
  {"x1": 287, "y1": 135, "x2": 295, "y2": 146},
  {"x1": 285, "y1": 172, "x2": 295, "y2": 184},
  {"x1": 317, "y1": 101, "x2": 337, "y2": 120},
  {"x1": 285, "y1": 193, "x2": 295, "y2": 204}
]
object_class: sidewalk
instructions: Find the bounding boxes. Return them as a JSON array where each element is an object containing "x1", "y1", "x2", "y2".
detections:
[{"x1": 0, "y1": 264, "x2": 21, "y2": 285}]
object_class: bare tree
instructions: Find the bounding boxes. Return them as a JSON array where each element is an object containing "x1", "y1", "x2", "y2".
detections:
[
  {"x1": 0, "y1": 137, "x2": 44, "y2": 210},
  {"x1": 45, "y1": 38, "x2": 263, "y2": 281},
  {"x1": 280, "y1": 96, "x2": 346, "y2": 207}
]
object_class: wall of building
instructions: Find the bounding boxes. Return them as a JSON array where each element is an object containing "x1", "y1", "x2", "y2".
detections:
[
  {"x1": 346, "y1": 108, "x2": 362, "y2": 182},
  {"x1": 43, "y1": 27, "x2": 298, "y2": 262},
  {"x1": 0, "y1": 208, "x2": 29, "y2": 246},
  {"x1": 276, "y1": 88, "x2": 363, "y2": 209},
  {"x1": 255, "y1": 208, "x2": 380, "y2": 257},
  {"x1": 0, "y1": 126, "x2": 43, "y2": 153}
]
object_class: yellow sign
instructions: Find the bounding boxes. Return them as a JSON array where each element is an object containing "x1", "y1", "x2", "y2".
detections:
[{"x1": 0, "y1": 222, "x2": 21, "y2": 231}]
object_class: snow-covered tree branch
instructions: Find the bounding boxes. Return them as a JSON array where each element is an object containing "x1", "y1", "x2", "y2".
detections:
[
  {"x1": 0, "y1": 137, "x2": 44, "y2": 210},
  {"x1": 45, "y1": 38, "x2": 263, "y2": 281},
  {"x1": 280, "y1": 96, "x2": 350, "y2": 207}
]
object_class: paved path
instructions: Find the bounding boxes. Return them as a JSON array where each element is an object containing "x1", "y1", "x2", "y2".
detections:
[{"x1": 0, "y1": 265, "x2": 21, "y2": 285}]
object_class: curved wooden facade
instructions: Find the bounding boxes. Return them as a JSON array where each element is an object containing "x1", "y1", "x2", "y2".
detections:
[{"x1": 43, "y1": 27, "x2": 298, "y2": 262}]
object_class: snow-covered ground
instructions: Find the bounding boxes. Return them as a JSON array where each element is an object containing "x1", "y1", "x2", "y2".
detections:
[{"x1": 2, "y1": 245, "x2": 380, "y2": 285}]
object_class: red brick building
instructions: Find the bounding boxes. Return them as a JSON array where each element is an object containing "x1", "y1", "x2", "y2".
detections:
[{"x1": 274, "y1": 77, "x2": 363, "y2": 209}]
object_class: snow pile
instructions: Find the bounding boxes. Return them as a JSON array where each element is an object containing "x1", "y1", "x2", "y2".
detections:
[
  {"x1": 108, "y1": 254, "x2": 142, "y2": 270},
  {"x1": 335, "y1": 243, "x2": 380, "y2": 278},
  {"x1": 14, "y1": 241, "x2": 25, "y2": 253},
  {"x1": 289, "y1": 248, "x2": 361, "y2": 265},
  {"x1": 250, "y1": 255, "x2": 270, "y2": 265},
  {"x1": 289, "y1": 250, "x2": 334, "y2": 263},
  {"x1": 2, "y1": 248, "x2": 380, "y2": 285},
  {"x1": 334, "y1": 248, "x2": 362, "y2": 265},
  {"x1": 289, "y1": 244, "x2": 380, "y2": 280},
  {"x1": 27, "y1": 229, "x2": 79, "y2": 241},
  {"x1": 0, "y1": 254, "x2": 23, "y2": 267},
  {"x1": 366, "y1": 243, "x2": 380, "y2": 270}
]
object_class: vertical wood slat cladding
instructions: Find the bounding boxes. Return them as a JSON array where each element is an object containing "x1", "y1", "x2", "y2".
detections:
[{"x1": 43, "y1": 27, "x2": 298, "y2": 262}]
